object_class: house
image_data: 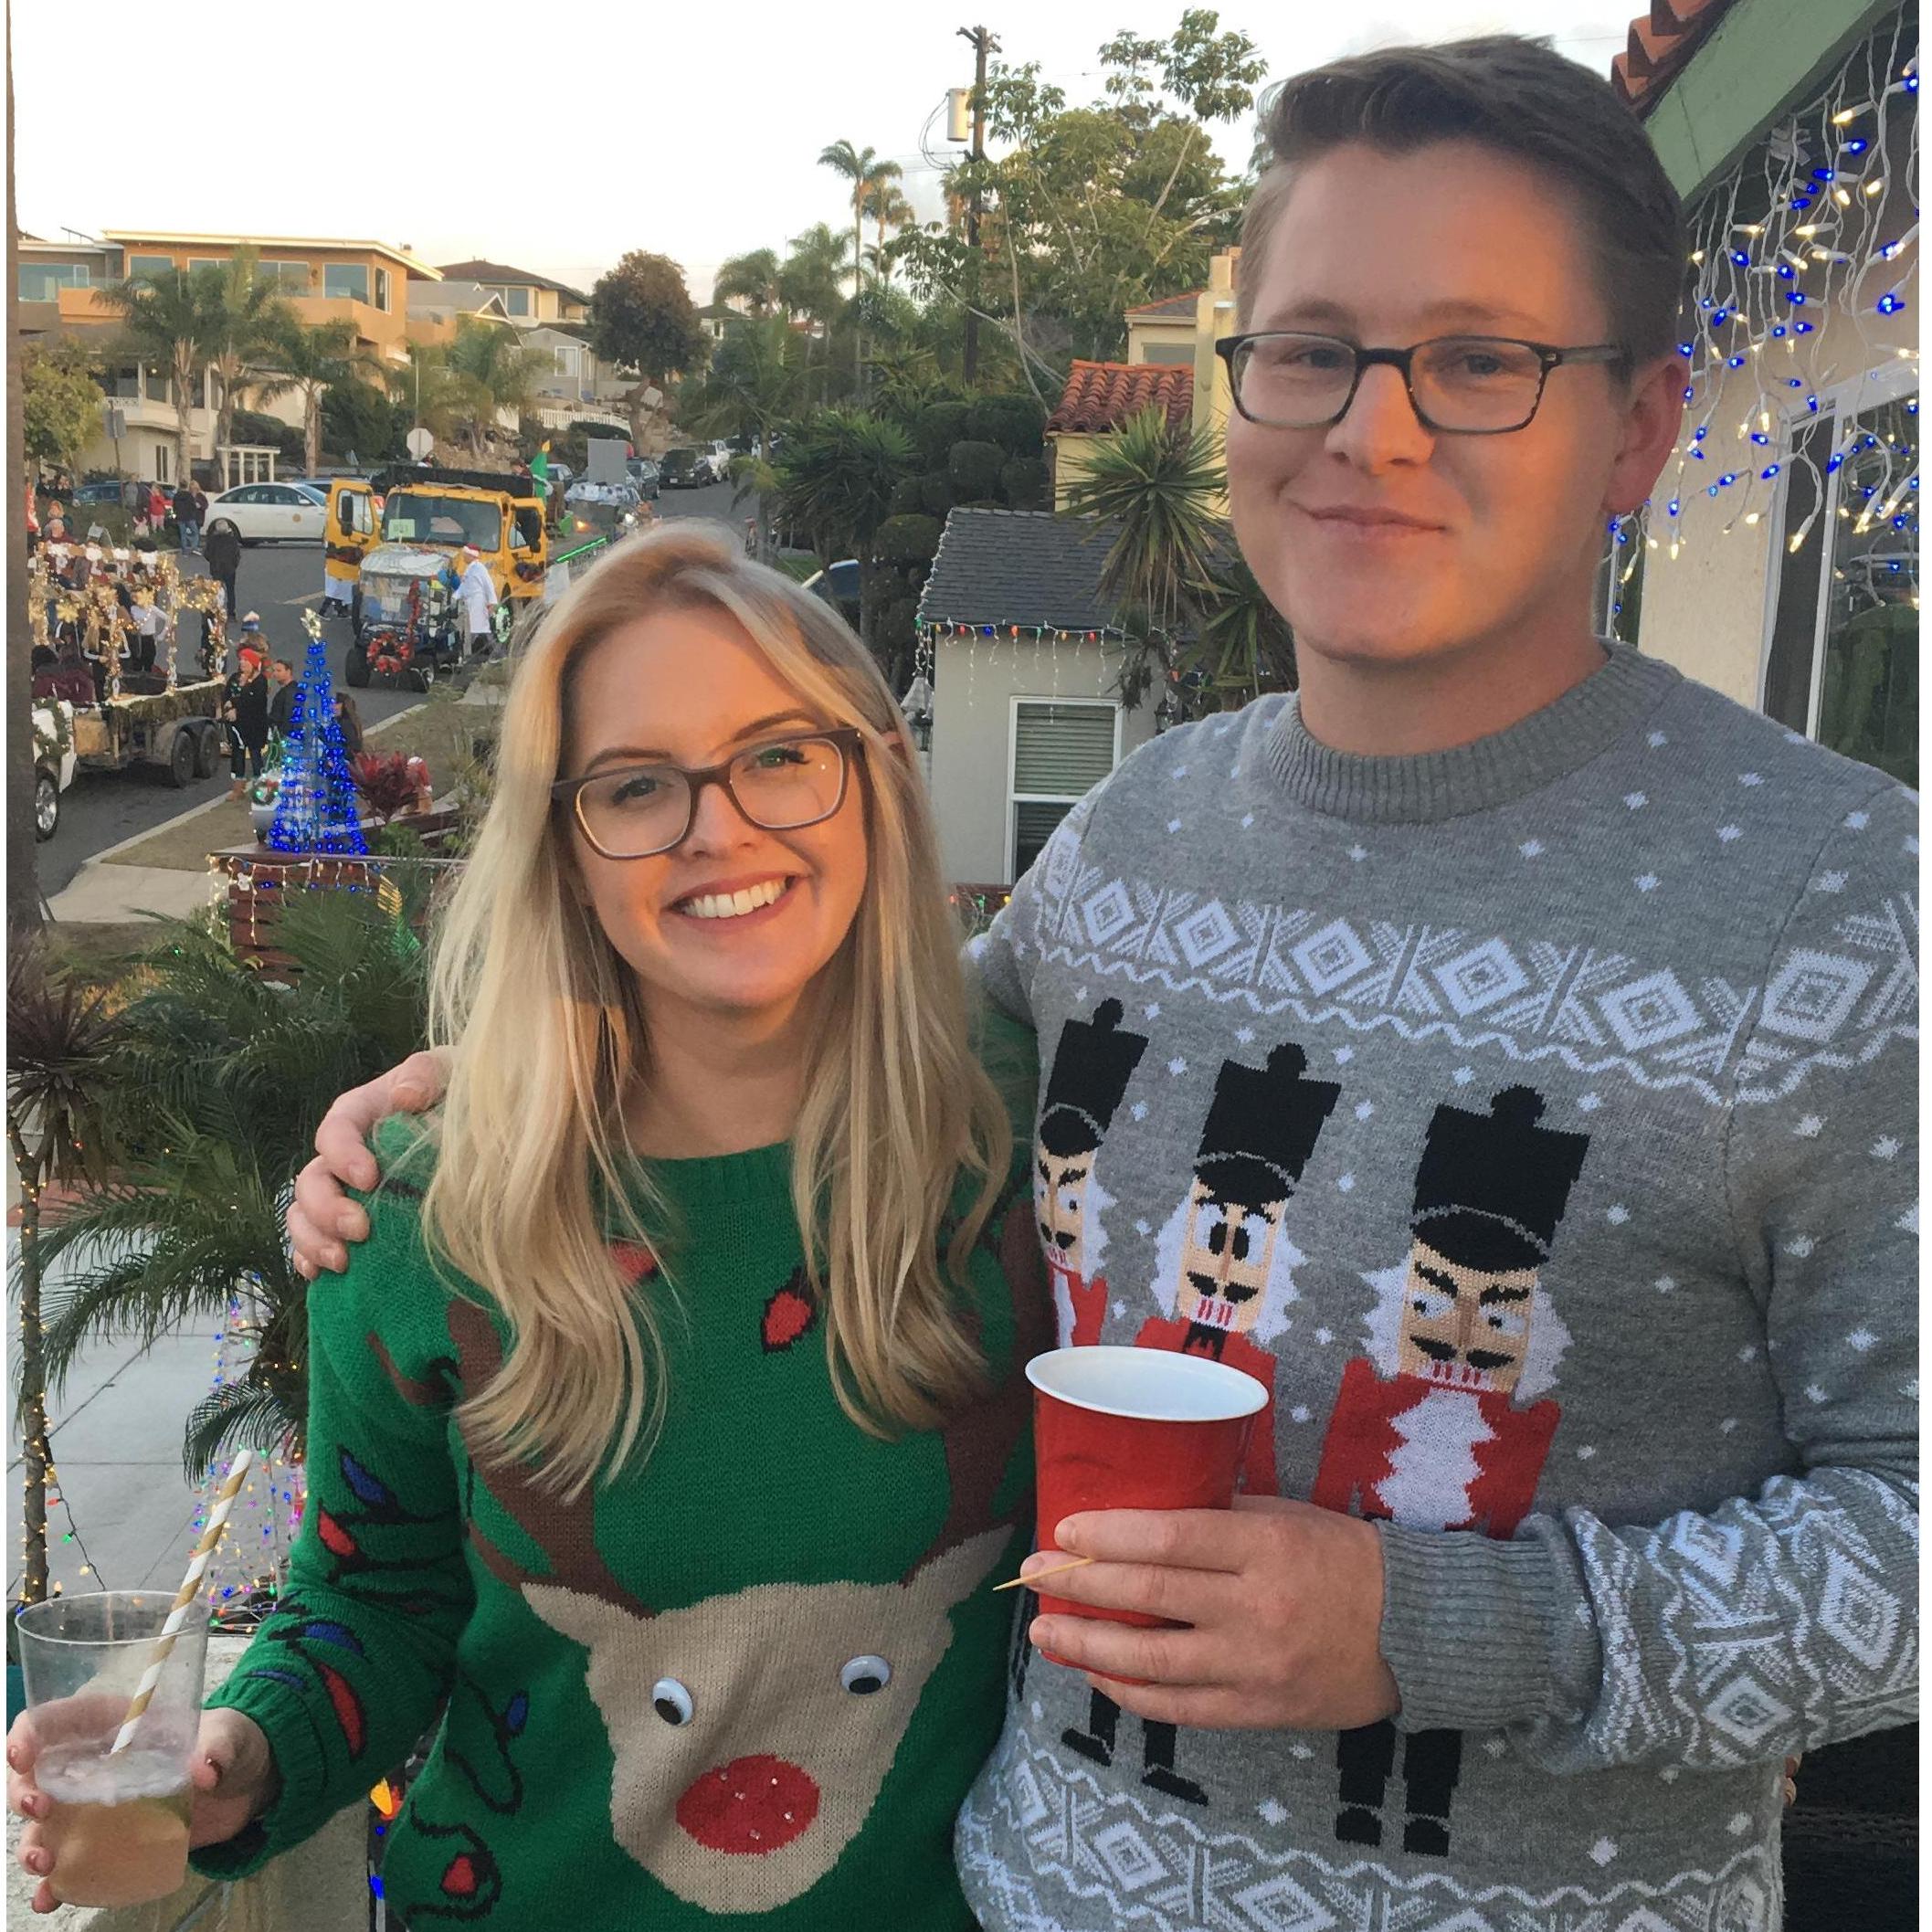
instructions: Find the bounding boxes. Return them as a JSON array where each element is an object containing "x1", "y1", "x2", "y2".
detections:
[
  {"x1": 430, "y1": 259, "x2": 591, "y2": 325},
  {"x1": 1613, "y1": 0, "x2": 1916, "y2": 789},
  {"x1": 405, "y1": 281, "x2": 514, "y2": 343},
  {"x1": 18, "y1": 229, "x2": 437, "y2": 481},
  {"x1": 1045, "y1": 248, "x2": 1242, "y2": 509},
  {"x1": 521, "y1": 326, "x2": 633, "y2": 434},
  {"x1": 917, "y1": 507, "x2": 1159, "y2": 885}
]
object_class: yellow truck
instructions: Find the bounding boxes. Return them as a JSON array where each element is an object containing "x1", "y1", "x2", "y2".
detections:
[{"x1": 323, "y1": 465, "x2": 620, "y2": 689}]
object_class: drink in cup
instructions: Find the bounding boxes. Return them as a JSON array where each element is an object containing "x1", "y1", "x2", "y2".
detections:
[
  {"x1": 1024, "y1": 1346, "x2": 1268, "y2": 1677},
  {"x1": 15, "y1": 1590, "x2": 209, "y2": 1908}
]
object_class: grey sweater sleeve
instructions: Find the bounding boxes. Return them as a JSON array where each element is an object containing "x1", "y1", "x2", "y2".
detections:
[{"x1": 1378, "y1": 782, "x2": 1919, "y2": 1770}]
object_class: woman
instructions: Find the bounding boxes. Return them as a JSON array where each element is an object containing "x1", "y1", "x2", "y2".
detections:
[
  {"x1": 7, "y1": 523, "x2": 1043, "y2": 1927},
  {"x1": 222, "y1": 644, "x2": 270, "y2": 802},
  {"x1": 333, "y1": 689, "x2": 364, "y2": 758}
]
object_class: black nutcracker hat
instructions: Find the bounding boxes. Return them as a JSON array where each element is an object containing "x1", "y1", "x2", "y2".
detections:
[
  {"x1": 1038, "y1": 998, "x2": 1148, "y2": 1157},
  {"x1": 1191, "y1": 1042, "x2": 1342, "y2": 1207},
  {"x1": 1410, "y1": 1084, "x2": 1589, "y2": 1272}
]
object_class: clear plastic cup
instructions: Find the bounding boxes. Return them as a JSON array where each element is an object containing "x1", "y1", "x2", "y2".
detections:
[{"x1": 14, "y1": 1590, "x2": 210, "y2": 1907}]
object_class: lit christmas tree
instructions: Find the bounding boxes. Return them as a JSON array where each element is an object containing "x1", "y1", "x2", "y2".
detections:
[{"x1": 269, "y1": 613, "x2": 369, "y2": 856}]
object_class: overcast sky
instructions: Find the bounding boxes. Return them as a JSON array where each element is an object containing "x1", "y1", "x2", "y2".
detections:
[{"x1": 13, "y1": 1, "x2": 1631, "y2": 303}]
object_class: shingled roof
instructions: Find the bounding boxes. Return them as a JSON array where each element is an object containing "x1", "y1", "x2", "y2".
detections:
[
  {"x1": 916, "y1": 509, "x2": 1125, "y2": 635},
  {"x1": 1047, "y1": 360, "x2": 1194, "y2": 436},
  {"x1": 1124, "y1": 290, "x2": 1201, "y2": 320},
  {"x1": 1610, "y1": 0, "x2": 1739, "y2": 113}
]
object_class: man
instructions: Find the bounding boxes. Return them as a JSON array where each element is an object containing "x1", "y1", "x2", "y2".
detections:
[
  {"x1": 173, "y1": 480, "x2": 200, "y2": 554},
  {"x1": 266, "y1": 658, "x2": 299, "y2": 739},
  {"x1": 456, "y1": 543, "x2": 498, "y2": 657},
  {"x1": 204, "y1": 519, "x2": 242, "y2": 641},
  {"x1": 288, "y1": 36, "x2": 1914, "y2": 1932}
]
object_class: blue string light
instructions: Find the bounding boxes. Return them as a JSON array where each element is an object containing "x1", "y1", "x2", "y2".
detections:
[{"x1": 268, "y1": 629, "x2": 368, "y2": 858}]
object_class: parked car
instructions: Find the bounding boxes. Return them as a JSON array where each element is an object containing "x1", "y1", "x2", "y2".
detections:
[
  {"x1": 284, "y1": 480, "x2": 334, "y2": 504},
  {"x1": 32, "y1": 699, "x2": 77, "y2": 840},
  {"x1": 72, "y1": 480, "x2": 127, "y2": 506},
  {"x1": 660, "y1": 449, "x2": 712, "y2": 489},
  {"x1": 803, "y1": 559, "x2": 861, "y2": 616},
  {"x1": 627, "y1": 458, "x2": 660, "y2": 500},
  {"x1": 203, "y1": 481, "x2": 326, "y2": 544},
  {"x1": 706, "y1": 440, "x2": 735, "y2": 478}
]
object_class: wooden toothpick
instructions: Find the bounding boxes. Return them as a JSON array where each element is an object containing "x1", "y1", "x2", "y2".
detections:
[{"x1": 994, "y1": 1555, "x2": 1093, "y2": 1593}]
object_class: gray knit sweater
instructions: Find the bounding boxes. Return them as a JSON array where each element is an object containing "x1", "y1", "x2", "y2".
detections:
[{"x1": 956, "y1": 646, "x2": 1916, "y2": 1932}]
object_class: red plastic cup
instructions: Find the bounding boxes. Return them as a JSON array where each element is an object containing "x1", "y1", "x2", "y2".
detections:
[{"x1": 1024, "y1": 1346, "x2": 1268, "y2": 1676}]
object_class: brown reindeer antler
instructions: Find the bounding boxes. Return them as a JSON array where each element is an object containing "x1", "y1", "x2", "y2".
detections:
[
  {"x1": 445, "y1": 1296, "x2": 649, "y2": 1616},
  {"x1": 901, "y1": 1197, "x2": 1052, "y2": 1585}
]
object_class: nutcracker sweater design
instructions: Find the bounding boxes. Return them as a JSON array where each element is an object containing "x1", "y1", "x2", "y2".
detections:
[
  {"x1": 959, "y1": 646, "x2": 1917, "y2": 1932},
  {"x1": 195, "y1": 1017, "x2": 1050, "y2": 1928}
]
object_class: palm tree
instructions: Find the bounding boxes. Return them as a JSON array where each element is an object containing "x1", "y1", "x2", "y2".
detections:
[
  {"x1": 686, "y1": 316, "x2": 800, "y2": 557},
  {"x1": 7, "y1": 944, "x2": 121, "y2": 1603},
  {"x1": 393, "y1": 341, "x2": 463, "y2": 449},
  {"x1": 818, "y1": 141, "x2": 903, "y2": 389},
  {"x1": 32, "y1": 881, "x2": 433, "y2": 1482},
  {"x1": 869, "y1": 184, "x2": 916, "y2": 286},
  {"x1": 442, "y1": 318, "x2": 546, "y2": 458},
  {"x1": 777, "y1": 225, "x2": 848, "y2": 405},
  {"x1": 774, "y1": 408, "x2": 914, "y2": 652},
  {"x1": 1064, "y1": 403, "x2": 1228, "y2": 712},
  {"x1": 1196, "y1": 553, "x2": 1297, "y2": 702},
  {"x1": 203, "y1": 250, "x2": 296, "y2": 456},
  {"x1": 713, "y1": 248, "x2": 783, "y2": 318},
  {"x1": 252, "y1": 319, "x2": 376, "y2": 475},
  {"x1": 97, "y1": 265, "x2": 221, "y2": 484}
]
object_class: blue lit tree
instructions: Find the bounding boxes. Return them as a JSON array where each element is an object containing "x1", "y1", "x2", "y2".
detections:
[{"x1": 269, "y1": 615, "x2": 368, "y2": 856}]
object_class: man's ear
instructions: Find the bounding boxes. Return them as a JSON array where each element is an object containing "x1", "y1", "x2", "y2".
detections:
[{"x1": 1603, "y1": 352, "x2": 1687, "y2": 520}]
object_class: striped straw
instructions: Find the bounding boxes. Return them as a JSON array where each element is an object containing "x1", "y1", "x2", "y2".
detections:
[{"x1": 110, "y1": 1451, "x2": 254, "y2": 1756}]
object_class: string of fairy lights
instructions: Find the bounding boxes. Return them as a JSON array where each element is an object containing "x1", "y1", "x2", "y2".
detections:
[{"x1": 1614, "y1": 16, "x2": 1918, "y2": 596}]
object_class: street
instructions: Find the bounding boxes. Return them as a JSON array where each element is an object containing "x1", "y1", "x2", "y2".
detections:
[{"x1": 37, "y1": 477, "x2": 744, "y2": 892}]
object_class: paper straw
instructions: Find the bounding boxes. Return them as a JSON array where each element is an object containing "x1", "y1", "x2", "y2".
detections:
[{"x1": 110, "y1": 1451, "x2": 253, "y2": 1756}]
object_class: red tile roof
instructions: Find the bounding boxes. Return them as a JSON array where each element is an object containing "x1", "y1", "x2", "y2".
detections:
[
  {"x1": 1047, "y1": 360, "x2": 1195, "y2": 436},
  {"x1": 1610, "y1": 0, "x2": 1739, "y2": 114}
]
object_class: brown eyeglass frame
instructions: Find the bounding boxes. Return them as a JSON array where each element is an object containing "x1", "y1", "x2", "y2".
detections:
[{"x1": 550, "y1": 727, "x2": 865, "y2": 860}]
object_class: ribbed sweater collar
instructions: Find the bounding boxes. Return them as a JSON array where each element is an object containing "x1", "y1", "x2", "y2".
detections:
[{"x1": 1262, "y1": 644, "x2": 1680, "y2": 826}]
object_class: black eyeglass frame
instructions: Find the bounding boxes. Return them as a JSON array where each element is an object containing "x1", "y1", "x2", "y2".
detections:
[
  {"x1": 551, "y1": 726, "x2": 866, "y2": 860},
  {"x1": 1213, "y1": 332, "x2": 1629, "y2": 435}
]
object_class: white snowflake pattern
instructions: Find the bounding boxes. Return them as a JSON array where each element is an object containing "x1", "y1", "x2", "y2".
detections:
[
  {"x1": 1240, "y1": 812, "x2": 1254, "y2": 829},
  {"x1": 1806, "y1": 1384, "x2": 1829, "y2": 1404},
  {"x1": 1170, "y1": 765, "x2": 1188, "y2": 779},
  {"x1": 1847, "y1": 1328, "x2": 1877, "y2": 1354},
  {"x1": 1134, "y1": 1219, "x2": 1151, "y2": 1236},
  {"x1": 1844, "y1": 808, "x2": 1869, "y2": 829},
  {"x1": 1659, "y1": 1767, "x2": 1683, "y2": 1784},
  {"x1": 1578, "y1": 1093, "x2": 1602, "y2": 1112},
  {"x1": 1872, "y1": 1136, "x2": 1901, "y2": 1160},
  {"x1": 1031, "y1": 1700, "x2": 1043, "y2": 1721},
  {"x1": 1355, "y1": 1100, "x2": 1374, "y2": 1120},
  {"x1": 1906, "y1": 834, "x2": 1919, "y2": 856},
  {"x1": 1167, "y1": 818, "x2": 1183, "y2": 834},
  {"x1": 1073, "y1": 986, "x2": 1087, "y2": 1005},
  {"x1": 1234, "y1": 1025, "x2": 1256, "y2": 1045},
  {"x1": 1739, "y1": 1345, "x2": 1758, "y2": 1363},
  {"x1": 1519, "y1": 839, "x2": 1544, "y2": 857},
  {"x1": 1785, "y1": 1235, "x2": 1815, "y2": 1258},
  {"x1": 1739, "y1": 772, "x2": 1765, "y2": 787},
  {"x1": 1130, "y1": 1101, "x2": 1149, "y2": 1122},
  {"x1": 1721, "y1": 1418, "x2": 1740, "y2": 1433},
  {"x1": 1167, "y1": 1056, "x2": 1188, "y2": 1076},
  {"x1": 1717, "y1": 825, "x2": 1742, "y2": 842},
  {"x1": 1590, "y1": 1838, "x2": 1619, "y2": 1865},
  {"x1": 1728, "y1": 1813, "x2": 1753, "y2": 1837},
  {"x1": 1483, "y1": 1736, "x2": 1509, "y2": 1758},
  {"x1": 1623, "y1": 792, "x2": 1648, "y2": 809},
  {"x1": 1792, "y1": 1116, "x2": 1823, "y2": 1139},
  {"x1": 1816, "y1": 871, "x2": 1848, "y2": 893},
  {"x1": 1452, "y1": 1066, "x2": 1474, "y2": 1084},
  {"x1": 1335, "y1": 1046, "x2": 1354, "y2": 1063},
  {"x1": 1111, "y1": 1300, "x2": 1126, "y2": 1320},
  {"x1": 1336, "y1": 1174, "x2": 1356, "y2": 1192},
  {"x1": 1648, "y1": 730, "x2": 1669, "y2": 747},
  {"x1": 1144, "y1": 1001, "x2": 1161, "y2": 1019},
  {"x1": 1655, "y1": 1275, "x2": 1676, "y2": 1293},
  {"x1": 1257, "y1": 1798, "x2": 1289, "y2": 1826},
  {"x1": 1314, "y1": 1327, "x2": 1334, "y2": 1345},
  {"x1": 1344, "y1": 844, "x2": 1366, "y2": 861},
  {"x1": 1289, "y1": 1744, "x2": 1315, "y2": 1762},
  {"x1": 1634, "y1": 872, "x2": 1660, "y2": 892},
  {"x1": 1606, "y1": 1203, "x2": 1630, "y2": 1224},
  {"x1": 1289, "y1": 1405, "x2": 1311, "y2": 1423},
  {"x1": 1576, "y1": 1444, "x2": 1598, "y2": 1461},
  {"x1": 1897, "y1": 1205, "x2": 1919, "y2": 1236}
]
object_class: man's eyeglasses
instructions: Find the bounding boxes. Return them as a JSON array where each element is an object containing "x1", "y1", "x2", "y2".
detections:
[
  {"x1": 552, "y1": 728, "x2": 863, "y2": 860},
  {"x1": 1214, "y1": 332, "x2": 1627, "y2": 436}
]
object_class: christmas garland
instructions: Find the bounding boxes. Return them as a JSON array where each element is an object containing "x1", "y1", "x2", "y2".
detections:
[{"x1": 31, "y1": 700, "x2": 74, "y2": 765}]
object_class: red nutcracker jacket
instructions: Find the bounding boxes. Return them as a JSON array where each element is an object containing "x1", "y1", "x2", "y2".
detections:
[
  {"x1": 1131, "y1": 1315, "x2": 1279, "y2": 1498},
  {"x1": 1309, "y1": 1356, "x2": 1560, "y2": 1539},
  {"x1": 1047, "y1": 1259, "x2": 1109, "y2": 1351}
]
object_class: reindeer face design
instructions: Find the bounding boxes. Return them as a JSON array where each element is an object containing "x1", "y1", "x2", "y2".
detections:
[{"x1": 522, "y1": 1530, "x2": 1005, "y2": 1912}]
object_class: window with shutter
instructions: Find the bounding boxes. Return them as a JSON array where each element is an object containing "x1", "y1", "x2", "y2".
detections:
[{"x1": 1009, "y1": 700, "x2": 1118, "y2": 881}]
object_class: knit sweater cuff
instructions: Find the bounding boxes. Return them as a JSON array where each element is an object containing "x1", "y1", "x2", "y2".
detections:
[
  {"x1": 1376, "y1": 1522, "x2": 1564, "y2": 1734},
  {"x1": 188, "y1": 1675, "x2": 334, "y2": 1881}
]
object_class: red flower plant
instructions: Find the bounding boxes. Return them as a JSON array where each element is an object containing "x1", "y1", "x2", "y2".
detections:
[{"x1": 351, "y1": 752, "x2": 422, "y2": 824}]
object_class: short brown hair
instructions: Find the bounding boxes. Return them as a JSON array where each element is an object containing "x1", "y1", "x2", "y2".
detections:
[{"x1": 1238, "y1": 36, "x2": 1685, "y2": 369}]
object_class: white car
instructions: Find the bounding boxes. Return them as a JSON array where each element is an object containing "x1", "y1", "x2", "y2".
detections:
[
  {"x1": 203, "y1": 481, "x2": 326, "y2": 545},
  {"x1": 32, "y1": 699, "x2": 77, "y2": 841}
]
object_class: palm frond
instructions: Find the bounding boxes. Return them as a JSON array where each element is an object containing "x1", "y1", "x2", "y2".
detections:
[{"x1": 183, "y1": 1376, "x2": 301, "y2": 1486}]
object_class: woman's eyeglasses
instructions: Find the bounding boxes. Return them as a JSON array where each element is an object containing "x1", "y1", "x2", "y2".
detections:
[{"x1": 552, "y1": 728, "x2": 863, "y2": 860}]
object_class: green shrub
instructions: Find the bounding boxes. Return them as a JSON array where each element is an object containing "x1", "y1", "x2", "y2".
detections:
[
  {"x1": 918, "y1": 472, "x2": 955, "y2": 519},
  {"x1": 960, "y1": 497, "x2": 1006, "y2": 511},
  {"x1": 913, "y1": 400, "x2": 972, "y2": 468},
  {"x1": 873, "y1": 513, "x2": 944, "y2": 566},
  {"x1": 888, "y1": 476, "x2": 925, "y2": 517},
  {"x1": 998, "y1": 457, "x2": 1050, "y2": 510},
  {"x1": 967, "y1": 395, "x2": 1046, "y2": 456},
  {"x1": 947, "y1": 439, "x2": 1005, "y2": 499}
]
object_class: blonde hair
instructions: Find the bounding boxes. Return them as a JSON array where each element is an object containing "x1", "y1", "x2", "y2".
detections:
[{"x1": 419, "y1": 522, "x2": 1011, "y2": 1495}]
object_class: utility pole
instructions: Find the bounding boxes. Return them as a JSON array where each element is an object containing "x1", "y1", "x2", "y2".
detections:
[{"x1": 956, "y1": 26, "x2": 997, "y2": 387}]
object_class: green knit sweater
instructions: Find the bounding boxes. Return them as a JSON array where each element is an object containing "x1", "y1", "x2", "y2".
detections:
[{"x1": 195, "y1": 1019, "x2": 1046, "y2": 1927}]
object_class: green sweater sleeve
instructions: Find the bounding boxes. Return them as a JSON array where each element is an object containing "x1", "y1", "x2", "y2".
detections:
[{"x1": 193, "y1": 1123, "x2": 475, "y2": 1878}]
